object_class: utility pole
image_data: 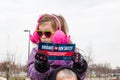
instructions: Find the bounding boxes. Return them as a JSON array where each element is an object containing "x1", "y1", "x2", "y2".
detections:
[
  {"x1": 6, "y1": 65, "x2": 10, "y2": 80},
  {"x1": 6, "y1": 33, "x2": 10, "y2": 80}
]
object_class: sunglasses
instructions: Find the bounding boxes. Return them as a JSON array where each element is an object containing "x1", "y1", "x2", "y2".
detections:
[{"x1": 37, "y1": 30, "x2": 54, "y2": 38}]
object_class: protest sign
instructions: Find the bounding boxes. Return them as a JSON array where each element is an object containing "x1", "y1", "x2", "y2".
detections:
[{"x1": 38, "y1": 42, "x2": 76, "y2": 60}]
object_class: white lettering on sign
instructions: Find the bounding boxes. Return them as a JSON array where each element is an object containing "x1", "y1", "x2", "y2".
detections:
[
  {"x1": 58, "y1": 46, "x2": 73, "y2": 51},
  {"x1": 41, "y1": 44, "x2": 74, "y2": 51},
  {"x1": 47, "y1": 52, "x2": 67, "y2": 56},
  {"x1": 42, "y1": 45, "x2": 54, "y2": 50},
  {"x1": 58, "y1": 47, "x2": 64, "y2": 50},
  {"x1": 63, "y1": 46, "x2": 73, "y2": 50}
]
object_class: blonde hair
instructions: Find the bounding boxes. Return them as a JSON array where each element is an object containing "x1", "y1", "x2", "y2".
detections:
[
  {"x1": 38, "y1": 14, "x2": 69, "y2": 34},
  {"x1": 56, "y1": 68, "x2": 77, "y2": 80}
]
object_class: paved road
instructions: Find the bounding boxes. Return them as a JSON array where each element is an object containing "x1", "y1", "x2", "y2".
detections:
[{"x1": 85, "y1": 77, "x2": 120, "y2": 80}]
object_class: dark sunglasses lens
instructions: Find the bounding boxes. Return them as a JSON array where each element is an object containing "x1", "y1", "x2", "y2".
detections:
[
  {"x1": 44, "y1": 32, "x2": 51, "y2": 38},
  {"x1": 37, "y1": 31, "x2": 42, "y2": 37}
]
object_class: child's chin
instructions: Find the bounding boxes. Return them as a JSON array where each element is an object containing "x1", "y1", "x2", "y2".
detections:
[{"x1": 42, "y1": 41, "x2": 51, "y2": 43}]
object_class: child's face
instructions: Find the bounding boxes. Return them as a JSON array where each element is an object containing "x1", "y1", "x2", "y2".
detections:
[{"x1": 38, "y1": 21, "x2": 54, "y2": 43}]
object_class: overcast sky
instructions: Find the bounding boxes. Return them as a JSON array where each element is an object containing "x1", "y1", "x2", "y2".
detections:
[{"x1": 0, "y1": 0, "x2": 120, "y2": 69}]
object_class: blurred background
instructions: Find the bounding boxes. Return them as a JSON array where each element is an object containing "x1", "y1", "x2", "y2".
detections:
[{"x1": 0, "y1": 0, "x2": 120, "y2": 80}]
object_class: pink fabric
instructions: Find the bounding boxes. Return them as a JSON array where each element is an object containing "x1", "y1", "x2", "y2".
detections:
[
  {"x1": 30, "y1": 30, "x2": 40, "y2": 44},
  {"x1": 37, "y1": 15, "x2": 44, "y2": 23},
  {"x1": 52, "y1": 30, "x2": 70, "y2": 44},
  {"x1": 51, "y1": 14, "x2": 61, "y2": 30}
]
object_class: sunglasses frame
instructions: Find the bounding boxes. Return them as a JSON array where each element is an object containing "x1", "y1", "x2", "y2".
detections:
[{"x1": 37, "y1": 30, "x2": 54, "y2": 38}]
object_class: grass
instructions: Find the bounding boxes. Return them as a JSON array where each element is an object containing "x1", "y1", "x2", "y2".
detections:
[{"x1": 1, "y1": 76, "x2": 26, "y2": 80}]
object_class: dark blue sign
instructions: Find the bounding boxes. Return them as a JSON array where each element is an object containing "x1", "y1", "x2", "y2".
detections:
[{"x1": 38, "y1": 42, "x2": 76, "y2": 60}]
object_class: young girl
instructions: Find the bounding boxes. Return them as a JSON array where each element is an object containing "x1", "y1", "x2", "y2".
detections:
[{"x1": 27, "y1": 14, "x2": 88, "y2": 80}]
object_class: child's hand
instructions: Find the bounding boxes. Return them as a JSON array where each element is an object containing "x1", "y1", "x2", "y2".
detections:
[
  {"x1": 71, "y1": 52, "x2": 88, "y2": 74},
  {"x1": 35, "y1": 52, "x2": 48, "y2": 64},
  {"x1": 34, "y1": 52, "x2": 50, "y2": 73},
  {"x1": 71, "y1": 52, "x2": 83, "y2": 64}
]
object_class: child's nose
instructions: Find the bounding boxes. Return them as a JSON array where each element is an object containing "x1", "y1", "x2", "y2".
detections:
[{"x1": 41, "y1": 34, "x2": 46, "y2": 38}]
